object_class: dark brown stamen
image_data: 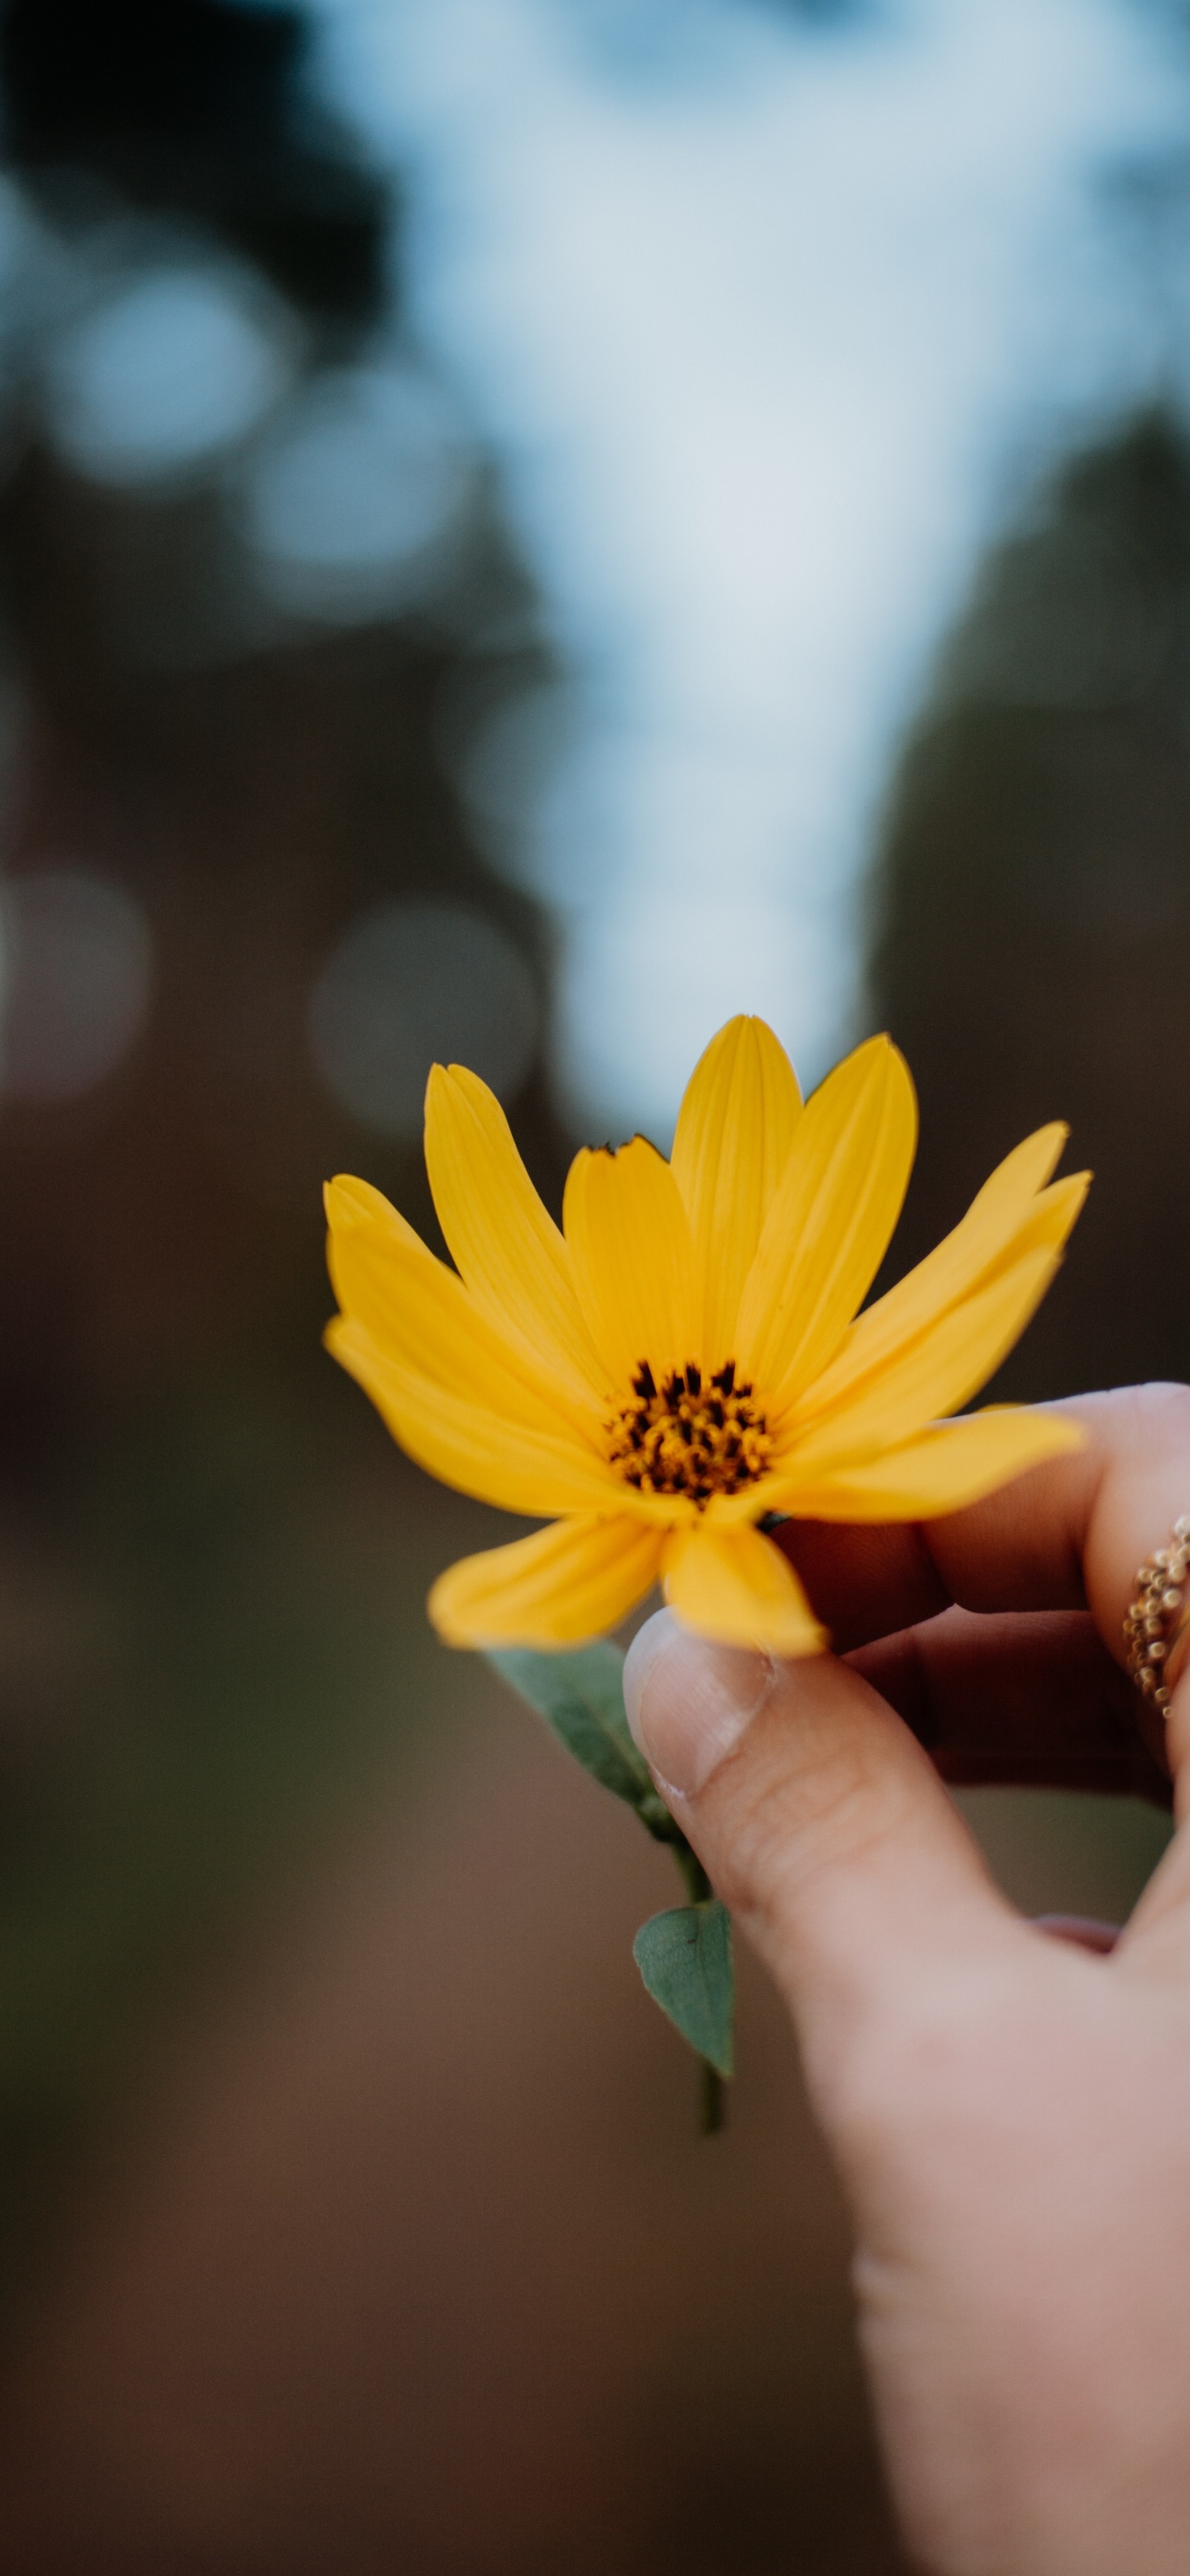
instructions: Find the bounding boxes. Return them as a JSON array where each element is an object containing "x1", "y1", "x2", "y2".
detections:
[{"x1": 606, "y1": 1358, "x2": 772, "y2": 1506}]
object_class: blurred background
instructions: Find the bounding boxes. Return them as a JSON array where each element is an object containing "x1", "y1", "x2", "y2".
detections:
[{"x1": 0, "y1": 0, "x2": 1181, "y2": 2566}]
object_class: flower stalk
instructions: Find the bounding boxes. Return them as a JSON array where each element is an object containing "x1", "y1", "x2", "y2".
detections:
[{"x1": 672, "y1": 1842, "x2": 725, "y2": 2134}]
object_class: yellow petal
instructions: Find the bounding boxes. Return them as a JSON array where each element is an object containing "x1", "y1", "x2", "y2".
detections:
[
  {"x1": 772, "y1": 1404, "x2": 1083, "y2": 1523},
  {"x1": 670, "y1": 1015, "x2": 802, "y2": 1362},
  {"x1": 423, "y1": 1064, "x2": 604, "y2": 1403},
  {"x1": 777, "y1": 1242, "x2": 1065, "y2": 1480},
  {"x1": 325, "y1": 1175, "x2": 602, "y2": 1442},
  {"x1": 662, "y1": 1520, "x2": 825, "y2": 1657},
  {"x1": 327, "y1": 1315, "x2": 635, "y2": 1518},
  {"x1": 802, "y1": 1132, "x2": 1085, "y2": 1420},
  {"x1": 996, "y1": 1171, "x2": 1088, "y2": 1270},
  {"x1": 563, "y1": 1135, "x2": 697, "y2": 1393},
  {"x1": 429, "y1": 1513, "x2": 664, "y2": 1647},
  {"x1": 735, "y1": 1034, "x2": 918, "y2": 1408}
]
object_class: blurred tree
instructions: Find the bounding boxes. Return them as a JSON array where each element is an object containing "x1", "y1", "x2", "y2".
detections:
[
  {"x1": 868, "y1": 411, "x2": 1190, "y2": 1401},
  {"x1": 0, "y1": 0, "x2": 388, "y2": 326},
  {"x1": 0, "y1": 0, "x2": 567, "y2": 2333}
]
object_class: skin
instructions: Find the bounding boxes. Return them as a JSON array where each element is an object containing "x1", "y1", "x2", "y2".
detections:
[{"x1": 622, "y1": 1384, "x2": 1190, "y2": 2576}]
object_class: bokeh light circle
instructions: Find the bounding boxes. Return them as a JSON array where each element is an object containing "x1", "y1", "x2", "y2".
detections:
[
  {"x1": 0, "y1": 869, "x2": 153, "y2": 1101},
  {"x1": 240, "y1": 363, "x2": 472, "y2": 620},
  {"x1": 451, "y1": 682, "x2": 578, "y2": 889},
  {"x1": 309, "y1": 899, "x2": 538, "y2": 1138},
  {"x1": 44, "y1": 263, "x2": 292, "y2": 486}
]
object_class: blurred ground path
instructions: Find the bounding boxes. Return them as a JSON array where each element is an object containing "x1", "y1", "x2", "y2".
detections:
[{"x1": 0, "y1": 1668, "x2": 899, "y2": 2576}]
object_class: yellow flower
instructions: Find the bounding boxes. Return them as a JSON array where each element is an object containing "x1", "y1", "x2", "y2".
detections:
[{"x1": 324, "y1": 1017, "x2": 1087, "y2": 1659}]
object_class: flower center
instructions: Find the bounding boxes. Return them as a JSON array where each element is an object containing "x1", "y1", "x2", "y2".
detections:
[{"x1": 606, "y1": 1360, "x2": 772, "y2": 1507}]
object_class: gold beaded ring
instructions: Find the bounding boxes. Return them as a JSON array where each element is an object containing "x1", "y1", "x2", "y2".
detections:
[{"x1": 1124, "y1": 1516, "x2": 1190, "y2": 1714}]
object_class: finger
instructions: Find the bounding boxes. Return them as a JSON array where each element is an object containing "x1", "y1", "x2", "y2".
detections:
[
  {"x1": 623, "y1": 1609, "x2": 1025, "y2": 2124},
  {"x1": 1110, "y1": 1647, "x2": 1190, "y2": 1967},
  {"x1": 1035, "y1": 1916, "x2": 1120, "y2": 1952},
  {"x1": 774, "y1": 1385, "x2": 1190, "y2": 1672},
  {"x1": 849, "y1": 1606, "x2": 1172, "y2": 1806}
]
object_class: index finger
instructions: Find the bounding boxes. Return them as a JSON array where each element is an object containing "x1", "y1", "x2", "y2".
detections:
[{"x1": 774, "y1": 1384, "x2": 1190, "y2": 1671}]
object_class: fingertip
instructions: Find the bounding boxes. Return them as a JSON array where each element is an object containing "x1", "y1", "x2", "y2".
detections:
[
  {"x1": 623, "y1": 1611, "x2": 775, "y2": 1798},
  {"x1": 623, "y1": 1609, "x2": 680, "y2": 1755}
]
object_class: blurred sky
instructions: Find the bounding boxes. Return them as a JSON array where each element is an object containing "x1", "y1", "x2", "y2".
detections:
[{"x1": 309, "y1": 0, "x2": 1190, "y2": 1134}]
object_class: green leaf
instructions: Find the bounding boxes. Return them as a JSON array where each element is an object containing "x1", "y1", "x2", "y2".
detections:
[
  {"x1": 632, "y1": 1899, "x2": 735, "y2": 2080},
  {"x1": 489, "y1": 1643, "x2": 671, "y2": 1830}
]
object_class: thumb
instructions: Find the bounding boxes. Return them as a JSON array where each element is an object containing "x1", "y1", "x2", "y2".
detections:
[{"x1": 623, "y1": 1610, "x2": 1021, "y2": 2116}]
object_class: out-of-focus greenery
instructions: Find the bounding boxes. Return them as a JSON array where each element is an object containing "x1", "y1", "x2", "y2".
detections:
[
  {"x1": 0, "y1": 0, "x2": 576, "y2": 2330},
  {"x1": 0, "y1": 1345, "x2": 510, "y2": 2321},
  {"x1": 871, "y1": 414, "x2": 1190, "y2": 1401}
]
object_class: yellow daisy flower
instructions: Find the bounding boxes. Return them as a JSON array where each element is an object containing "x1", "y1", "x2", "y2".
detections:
[{"x1": 324, "y1": 1016, "x2": 1087, "y2": 1659}]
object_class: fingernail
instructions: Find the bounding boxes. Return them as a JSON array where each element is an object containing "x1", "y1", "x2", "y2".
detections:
[{"x1": 623, "y1": 1609, "x2": 775, "y2": 1798}]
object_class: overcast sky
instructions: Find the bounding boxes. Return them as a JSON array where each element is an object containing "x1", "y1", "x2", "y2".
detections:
[{"x1": 315, "y1": 0, "x2": 1190, "y2": 1135}]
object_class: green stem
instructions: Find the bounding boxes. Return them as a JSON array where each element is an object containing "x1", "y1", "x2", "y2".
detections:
[
  {"x1": 673, "y1": 1840, "x2": 726, "y2": 2134},
  {"x1": 698, "y1": 2060, "x2": 725, "y2": 2135},
  {"x1": 675, "y1": 1841, "x2": 712, "y2": 1906}
]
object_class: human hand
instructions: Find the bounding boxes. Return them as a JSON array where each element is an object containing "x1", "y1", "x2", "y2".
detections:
[{"x1": 623, "y1": 1384, "x2": 1190, "y2": 2576}]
